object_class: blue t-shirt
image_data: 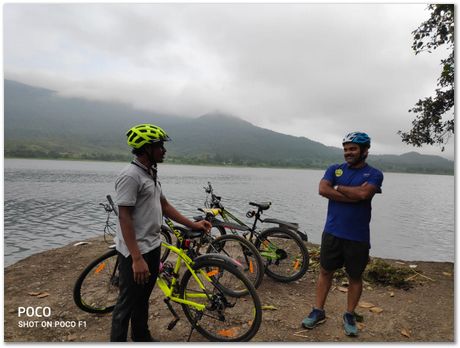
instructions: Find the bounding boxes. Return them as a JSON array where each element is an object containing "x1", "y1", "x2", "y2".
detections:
[{"x1": 322, "y1": 163, "x2": 383, "y2": 245}]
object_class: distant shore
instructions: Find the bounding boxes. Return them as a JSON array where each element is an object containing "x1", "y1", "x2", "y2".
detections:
[{"x1": 5, "y1": 156, "x2": 454, "y2": 176}]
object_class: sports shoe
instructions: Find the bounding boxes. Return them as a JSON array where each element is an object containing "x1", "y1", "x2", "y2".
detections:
[
  {"x1": 343, "y1": 312, "x2": 358, "y2": 336},
  {"x1": 301, "y1": 308, "x2": 326, "y2": 329}
]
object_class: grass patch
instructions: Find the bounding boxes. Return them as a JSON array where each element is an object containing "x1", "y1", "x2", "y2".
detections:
[
  {"x1": 364, "y1": 259, "x2": 413, "y2": 289},
  {"x1": 307, "y1": 244, "x2": 415, "y2": 289}
]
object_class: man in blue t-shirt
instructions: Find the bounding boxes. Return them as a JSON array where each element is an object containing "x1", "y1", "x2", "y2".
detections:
[{"x1": 301, "y1": 132, "x2": 383, "y2": 337}]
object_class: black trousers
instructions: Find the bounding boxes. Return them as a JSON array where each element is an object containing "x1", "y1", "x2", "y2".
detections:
[{"x1": 110, "y1": 247, "x2": 161, "y2": 342}]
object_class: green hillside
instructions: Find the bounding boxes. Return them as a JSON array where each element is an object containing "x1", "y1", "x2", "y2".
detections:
[{"x1": 4, "y1": 80, "x2": 454, "y2": 175}]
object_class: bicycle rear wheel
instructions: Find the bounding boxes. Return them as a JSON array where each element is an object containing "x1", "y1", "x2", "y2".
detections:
[
  {"x1": 179, "y1": 257, "x2": 262, "y2": 342},
  {"x1": 160, "y1": 225, "x2": 172, "y2": 262},
  {"x1": 254, "y1": 227, "x2": 309, "y2": 283},
  {"x1": 73, "y1": 249, "x2": 119, "y2": 313},
  {"x1": 206, "y1": 234, "x2": 264, "y2": 290}
]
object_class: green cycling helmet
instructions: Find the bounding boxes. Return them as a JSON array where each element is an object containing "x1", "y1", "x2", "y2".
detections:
[{"x1": 126, "y1": 124, "x2": 171, "y2": 149}]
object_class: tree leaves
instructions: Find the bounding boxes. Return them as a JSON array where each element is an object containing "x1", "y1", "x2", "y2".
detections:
[{"x1": 399, "y1": 4, "x2": 454, "y2": 150}]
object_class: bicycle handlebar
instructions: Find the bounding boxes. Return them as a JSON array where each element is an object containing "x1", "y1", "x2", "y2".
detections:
[
  {"x1": 204, "y1": 181, "x2": 213, "y2": 194},
  {"x1": 106, "y1": 195, "x2": 119, "y2": 217}
]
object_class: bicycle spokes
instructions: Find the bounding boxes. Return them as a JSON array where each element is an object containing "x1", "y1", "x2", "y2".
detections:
[
  {"x1": 259, "y1": 237, "x2": 304, "y2": 275},
  {"x1": 206, "y1": 236, "x2": 263, "y2": 291},
  {"x1": 94, "y1": 262, "x2": 107, "y2": 274},
  {"x1": 75, "y1": 251, "x2": 119, "y2": 313},
  {"x1": 180, "y1": 262, "x2": 261, "y2": 341},
  {"x1": 258, "y1": 239, "x2": 282, "y2": 260},
  {"x1": 206, "y1": 267, "x2": 220, "y2": 278}
]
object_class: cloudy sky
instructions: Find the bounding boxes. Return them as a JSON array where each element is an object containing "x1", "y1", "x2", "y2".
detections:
[{"x1": 3, "y1": 3, "x2": 454, "y2": 159}]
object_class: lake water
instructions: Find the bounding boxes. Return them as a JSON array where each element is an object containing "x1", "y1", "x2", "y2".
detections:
[{"x1": 4, "y1": 159, "x2": 455, "y2": 266}]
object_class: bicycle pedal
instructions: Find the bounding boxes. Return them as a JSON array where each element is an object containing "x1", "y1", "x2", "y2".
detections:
[{"x1": 167, "y1": 318, "x2": 180, "y2": 330}]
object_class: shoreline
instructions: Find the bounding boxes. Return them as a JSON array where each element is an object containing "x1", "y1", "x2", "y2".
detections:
[
  {"x1": 4, "y1": 236, "x2": 454, "y2": 342},
  {"x1": 5, "y1": 241, "x2": 455, "y2": 269},
  {"x1": 5, "y1": 157, "x2": 454, "y2": 176}
]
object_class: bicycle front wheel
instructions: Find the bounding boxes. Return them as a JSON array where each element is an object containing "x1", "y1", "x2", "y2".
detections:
[
  {"x1": 179, "y1": 257, "x2": 262, "y2": 342},
  {"x1": 206, "y1": 234, "x2": 264, "y2": 291},
  {"x1": 73, "y1": 249, "x2": 119, "y2": 314},
  {"x1": 254, "y1": 227, "x2": 309, "y2": 283}
]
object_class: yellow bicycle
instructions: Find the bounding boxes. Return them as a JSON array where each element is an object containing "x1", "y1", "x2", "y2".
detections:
[{"x1": 73, "y1": 196, "x2": 262, "y2": 342}]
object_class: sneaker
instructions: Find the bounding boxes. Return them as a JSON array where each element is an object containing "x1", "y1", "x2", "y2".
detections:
[
  {"x1": 343, "y1": 312, "x2": 358, "y2": 336},
  {"x1": 301, "y1": 308, "x2": 326, "y2": 329}
]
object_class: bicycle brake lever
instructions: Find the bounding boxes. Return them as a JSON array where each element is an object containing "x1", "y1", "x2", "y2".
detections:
[{"x1": 100, "y1": 203, "x2": 111, "y2": 212}]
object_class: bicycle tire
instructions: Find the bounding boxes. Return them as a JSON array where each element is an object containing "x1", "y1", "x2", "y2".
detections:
[
  {"x1": 179, "y1": 256, "x2": 262, "y2": 342},
  {"x1": 73, "y1": 249, "x2": 119, "y2": 314},
  {"x1": 210, "y1": 225, "x2": 226, "y2": 237},
  {"x1": 206, "y1": 234, "x2": 264, "y2": 290},
  {"x1": 160, "y1": 225, "x2": 172, "y2": 262},
  {"x1": 254, "y1": 227, "x2": 309, "y2": 283}
]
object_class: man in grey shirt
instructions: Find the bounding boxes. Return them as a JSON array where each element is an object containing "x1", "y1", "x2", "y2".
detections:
[{"x1": 110, "y1": 124, "x2": 211, "y2": 342}]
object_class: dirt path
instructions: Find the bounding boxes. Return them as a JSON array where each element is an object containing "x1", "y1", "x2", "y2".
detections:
[{"x1": 4, "y1": 237, "x2": 454, "y2": 342}]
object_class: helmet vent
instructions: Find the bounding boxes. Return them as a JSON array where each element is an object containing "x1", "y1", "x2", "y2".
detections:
[{"x1": 126, "y1": 123, "x2": 170, "y2": 149}]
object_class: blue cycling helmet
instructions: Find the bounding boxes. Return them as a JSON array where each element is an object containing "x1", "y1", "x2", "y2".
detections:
[{"x1": 342, "y1": 132, "x2": 371, "y2": 148}]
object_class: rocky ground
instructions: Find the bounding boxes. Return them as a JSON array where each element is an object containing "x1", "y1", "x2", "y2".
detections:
[{"x1": 4, "y1": 236, "x2": 454, "y2": 342}]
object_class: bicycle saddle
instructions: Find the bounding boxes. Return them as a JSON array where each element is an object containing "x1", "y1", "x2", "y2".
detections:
[
  {"x1": 249, "y1": 202, "x2": 271, "y2": 210},
  {"x1": 184, "y1": 229, "x2": 204, "y2": 239}
]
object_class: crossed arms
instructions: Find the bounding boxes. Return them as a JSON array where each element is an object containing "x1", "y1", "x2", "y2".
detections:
[{"x1": 319, "y1": 179, "x2": 379, "y2": 203}]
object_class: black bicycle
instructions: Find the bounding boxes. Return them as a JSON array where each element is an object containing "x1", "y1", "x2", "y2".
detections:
[
  {"x1": 195, "y1": 182, "x2": 310, "y2": 283},
  {"x1": 164, "y1": 210, "x2": 265, "y2": 291}
]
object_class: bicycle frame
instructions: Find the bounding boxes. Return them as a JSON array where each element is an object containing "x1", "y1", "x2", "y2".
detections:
[
  {"x1": 82, "y1": 194, "x2": 263, "y2": 341},
  {"x1": 159, "y1": 217, "x2": 220, "y2": 311},
  {"x1": 204, "y1": 206, "x2": 259, "y2": 239},
  {"x1": 156, "y1": 242, "x2": 209, "y2": 311},
  {"x1": 220, "y1": 209, "x2": 251, "y2": 229},
  {"x1": 206, "y1": 206, "x2": 307, "y2": 282},
  {"x1": 204, "y1": 207, "x2": 284, "y2": 261}
]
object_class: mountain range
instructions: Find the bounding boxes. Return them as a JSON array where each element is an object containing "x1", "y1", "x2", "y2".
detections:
[{"x1": 4, "y1": 79, "x2": 454, "y2": 175}]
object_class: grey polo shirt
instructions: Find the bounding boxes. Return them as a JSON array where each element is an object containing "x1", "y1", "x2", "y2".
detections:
[{"x1": 114, "y1": 160, "x2": 164, "y2": 257}]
